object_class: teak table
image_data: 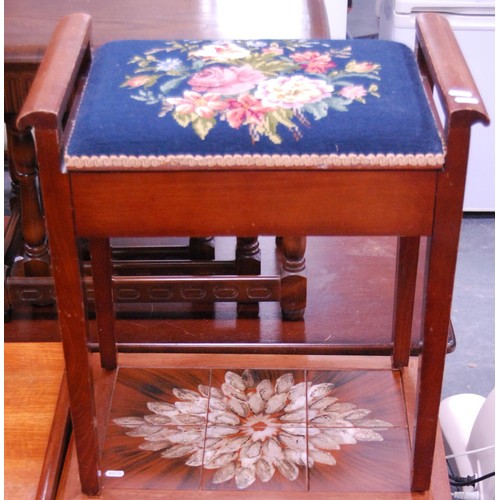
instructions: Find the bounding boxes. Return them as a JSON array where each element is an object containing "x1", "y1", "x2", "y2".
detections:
[{"x1": 17, "y1": 12, "x2": 488, "y2": 496}]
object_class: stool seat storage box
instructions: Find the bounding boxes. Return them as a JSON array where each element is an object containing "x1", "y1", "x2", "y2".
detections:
[{"x1": 66, "y1": 39, "x2": 444, "y2": 169}]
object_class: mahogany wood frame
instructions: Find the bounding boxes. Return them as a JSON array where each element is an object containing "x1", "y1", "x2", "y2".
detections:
[{"x1": 17, "y1": 12, "x2": 488, "y2": 495}]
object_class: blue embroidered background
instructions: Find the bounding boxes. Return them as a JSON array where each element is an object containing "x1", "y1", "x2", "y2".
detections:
[{"x1": 66, "y1": 39, "x2": 443, "y2": 165}]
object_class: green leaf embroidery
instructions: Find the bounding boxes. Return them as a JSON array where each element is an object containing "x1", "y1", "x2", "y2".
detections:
[
  {"x1": 271, "y1": 108, "x2": 297, "y2": 130},
  {"x1": 143, "y1": 75, "x2": 161, "y2": 88},
  {"x1": 261, "y1": 114, "x2": 282, "y2": 144},
  {"x1": 159, "y1": 77, "x2": 187, "y2": 95},
  {"x1": 130, "y1": 90, "x2": 160, "y2": 105},
  {"x1": 191, "y1": 59, "x2": 206, "y2": 72},
  {"x1": 302, "y1": 101, "x2": 330, "y2": 120},
  {"x1": 172, "y1": 112, "x2": 193, "y2": 128},
  {"x1": 192, "y1": 117, "x2": 216, "y2": 140},
  {"x1": 325, "y1": 96, "x2": 351, "y2": 112},
  {"x1": 241, "y1": 54, "x2": 299, "y2": 76}
]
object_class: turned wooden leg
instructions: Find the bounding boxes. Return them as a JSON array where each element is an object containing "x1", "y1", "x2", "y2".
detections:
[
  {"x1": 89, "y1": 238, "x2": 117, "y2": 370},
  {"x1": 236, "y1": 237, "x2": 261, "y2": 317},
  {"x1": 236, "y1": 237, "x2": 261, "y2": 274},
  {"x1": 5, "y1": 114, "x2": 50, "y2": 278},
  {"x1": 280, "y1": 236, "x2": 306, "y2": 321},
  {"x1": 4, "y1": 117, "x2": 20, "y2": 215},
  {"x1": 189, "y1": 237, "x2": 215, "y2": 260},
  {"x1": 392, "y1": 236, "x2": 420, "y2": 368}
]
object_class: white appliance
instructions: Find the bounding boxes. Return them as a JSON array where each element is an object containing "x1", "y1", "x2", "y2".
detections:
[
  {"x1": 440, "y1": 390, "x2": 495, "y2": 499},
  {"x1": 325, "y1": 0, "x2": 348, "y2": 39},
  {"x1": 378, "y1": 0, "x2": 495, "y2": 211}
]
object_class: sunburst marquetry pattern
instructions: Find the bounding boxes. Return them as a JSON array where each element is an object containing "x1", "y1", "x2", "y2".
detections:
[{"x1": 103, "y1": 367, "x2": 411, "y2": 492}]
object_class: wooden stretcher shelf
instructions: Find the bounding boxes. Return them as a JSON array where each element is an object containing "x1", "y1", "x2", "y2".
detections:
[{"x1": 56, "y1": 353, "x2": 451, "y2": 498}]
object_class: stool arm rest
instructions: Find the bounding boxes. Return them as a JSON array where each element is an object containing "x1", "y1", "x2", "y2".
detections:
[
  {"x1": 17, "y1": 13, "x2": 92, "y2": 131},
  {"x1": 415, "y1": 13, "x2": 489, "y2": 128}
]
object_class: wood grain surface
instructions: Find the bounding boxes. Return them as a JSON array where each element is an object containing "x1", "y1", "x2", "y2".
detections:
[
  {"x1": 54, "y1": 353, "x2": 451, "y2": 498},
  {"x1": 4, "y1": 342, "x2": 65, "y2": 499}
]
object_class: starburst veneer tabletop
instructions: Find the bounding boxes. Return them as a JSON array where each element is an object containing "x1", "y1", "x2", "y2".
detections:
[{"x1": 103, "y1": 366, "x2": 410, "y2": 492}]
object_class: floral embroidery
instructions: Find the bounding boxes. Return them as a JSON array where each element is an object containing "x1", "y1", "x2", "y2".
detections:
[
  {"x1": 121, "y1": 40, "x2": 381, "y2": 144},
  {"x1": 114, "y1": 370, "x2": 392, "y2": 490},
  {"x1": 187, "y1": 65, "x2": 266, "y2": 95},
  {"x1": 289, "y1": 51, "x2": 336, "y2": 74}
]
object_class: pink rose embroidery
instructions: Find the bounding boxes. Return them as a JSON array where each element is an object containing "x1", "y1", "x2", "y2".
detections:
[
  {"x1": 123, "y1": 40, "x2": 381, "y2": 143},
  {"x1": 188, "y1": 65, "x2": 266, "y2": 96},
  {"x1": 338, "y1": 85, "x2": 368, "y2": 100},
  {"x1": 290, "y1": 51, "x2": 336, "y2": 74}
]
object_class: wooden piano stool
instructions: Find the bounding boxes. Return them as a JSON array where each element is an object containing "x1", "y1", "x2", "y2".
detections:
[{"x1": 17, "y1": 12, "x2": 488, "y2": 496}]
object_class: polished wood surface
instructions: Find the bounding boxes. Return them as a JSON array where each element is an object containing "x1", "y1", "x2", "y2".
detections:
[
  {"x1": 16, "y1": 11, "x2": 488, "y2": 495},
  {"x1": 4, "y1": 343, "x2": 66, "y2": 500},
  {"x1": 411, "y1": 13, "x2": 487, "y2": 489},
  {"x1": 4, "y1": 0, "x2": 329, "y2": 66},
  {"x1": 3, "y1": 0, "x2": 330, "y2": 117},
  {"x1": 55, "y1": 353, "x2": 451, "y2": 499},
  {"x1": 71, "y1": 171, "x2": 437, "y2": 237},
  {"x1": 4, "y1": 235, "x2": 437, "y2": 354}
]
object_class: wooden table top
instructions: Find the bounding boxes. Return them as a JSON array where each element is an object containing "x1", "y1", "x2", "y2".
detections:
[
  {"x1": 4, "y1": 0, "x2": 330, "y2": 64},
  {"x1": 4, "y1": 342, "x2": 66, "y2": 499}
]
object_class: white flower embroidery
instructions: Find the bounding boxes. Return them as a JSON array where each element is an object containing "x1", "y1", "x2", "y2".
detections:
[
  {"x1": 189, "y1": 43, "x2": 251, "y2": 62},
  {"x1": 114, "y1": 370, "x2": 392, "y2": 489},
  {"x1": 254, "y1": 75, "x2": 333, "y2": 109}
]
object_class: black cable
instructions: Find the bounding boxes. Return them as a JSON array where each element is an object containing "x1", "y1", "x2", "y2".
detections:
[
  {"x1": 446, "y1": 460, "x2": 461, "y2": 493},
  {"x1": 447, "y1": 459, "x2": 457, "y2": 477},
  {"x1": 448, "y1": 471, "x2": 495, "y2": 487}
]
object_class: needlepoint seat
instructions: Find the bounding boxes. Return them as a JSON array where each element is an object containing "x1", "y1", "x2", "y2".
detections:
[{"x1": 65, "y1": 38, "x2": 444, "y2": 170}]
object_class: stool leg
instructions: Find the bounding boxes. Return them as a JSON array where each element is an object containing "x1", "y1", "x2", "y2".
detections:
[
  {"x1": 280, "y1": 236, "x2": 306, "y2": 321},
  {"x1": 189, "y1": 237, "x2": 215, "y2": 260},
  {"x1": 34, "y1": 129, "x2": 101, "y2": 495},
  {"x1": 392, "y1": 236, "x2": 420, "y2": 368},
  {"x1": 236, "y1": 237, "x2": 261, "y2": 317},
  {"x1": 412, "y1": 122, "x2": 472, "y2": 491},
  {"x1": 89, "y1": 238, "x2": 117, "y2": 370}
]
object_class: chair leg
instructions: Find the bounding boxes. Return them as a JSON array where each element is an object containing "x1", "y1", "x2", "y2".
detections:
[
  {"x1": 392, "y1": 236, "x2": 420, "y2": 368},
  {"x1": 280, "y1": 236, "x2": 307, "y2": 321},
  {"x1": 89, "y1": 238, "x2": 117, "y2": 370},
  {"x1": 236, "y1": 237, "x2": 261, "y2": 317}
]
